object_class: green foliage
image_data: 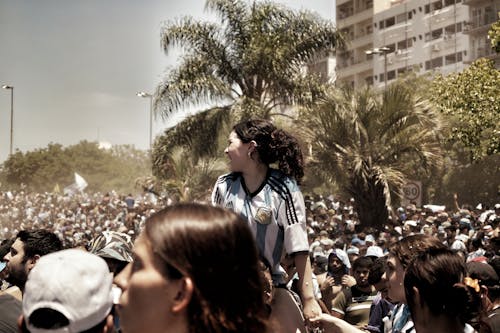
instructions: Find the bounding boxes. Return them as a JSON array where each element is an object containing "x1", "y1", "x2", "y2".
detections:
[
  {"x1": 0, "y1": 141, "x2": 151, "y2": 193},
  {"x1": 488, "y1": 12, "x2": 500, "y2": 52},
  {"x1": 152, "y1": 0, "x2": 344, "y2": 177},
  {"x1": 432, "y1": 154, "x2": 500, "y2": 208},
  {"x1": 155, "y1": 0, "x2": 343, "y2": 118},
  {"x1": 431, "y1": 58, "x2": 500, "y2": 161},
  {"x1": 149, "y1": 146, "x2": 226, "y2": 202},
  {"x1": 299, "y1": 82, "x2": 444, "y2": 229}
]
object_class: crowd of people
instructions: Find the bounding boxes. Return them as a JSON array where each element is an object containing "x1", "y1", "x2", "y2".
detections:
[{"x1": 0, "y1": 118, "x2": 498, "y2": 333}]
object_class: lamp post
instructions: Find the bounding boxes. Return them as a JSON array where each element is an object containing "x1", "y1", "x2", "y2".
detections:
[
  {"x1": 2, "y1": 85, "x2": 14, "y2": 155},
  {"x1": 136, "y1": 91, "x2": 153, "y2": 150},
  {"x1": 365, "y1": 47, "x2": 391, "y2": 89}
]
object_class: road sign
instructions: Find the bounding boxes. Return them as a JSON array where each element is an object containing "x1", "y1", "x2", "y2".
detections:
[{"x1": 402, "y1": 181, "x2": 422, "y2": 207}]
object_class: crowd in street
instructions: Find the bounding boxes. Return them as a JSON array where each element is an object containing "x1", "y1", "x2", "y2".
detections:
[{"x1": 0, "y1": 119, "x2": 499, "y2": 333}]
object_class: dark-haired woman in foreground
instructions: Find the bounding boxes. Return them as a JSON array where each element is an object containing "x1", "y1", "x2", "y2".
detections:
[
  {"x1": 405, "y1": 248, "x2": 485, "y2": 333},
  {"x1": 212, "y1": 119, "x2": 321, "y2": 323},
  {"x1": 114, "y1": 203, "x2": 268, "y2": 333}
]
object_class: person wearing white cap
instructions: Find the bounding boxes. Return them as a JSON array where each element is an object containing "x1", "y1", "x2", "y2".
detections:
[{"x1": 19, "y1": 249, "x2": 114, "y2": 333}]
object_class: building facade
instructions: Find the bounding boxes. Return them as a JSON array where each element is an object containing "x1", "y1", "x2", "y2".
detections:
[{"x1": 335, "y1": 0, "x2": 500, "y2": 88}]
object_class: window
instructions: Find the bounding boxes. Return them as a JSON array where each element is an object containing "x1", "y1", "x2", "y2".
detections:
[
  {"x1": 425, "y1": 60, "x2": 431, "y2": 70},
  {"x1": 444, "y1": 24, "x2": 456, "y2": 35},
  {"x1": 445, "y1": 53, "x2": 456, "y2": 65},
  {"x1": 456, "y1": 52, "x2": 462, "y2": 62},
  {"x1": 408, "y1": 11, "x2": 413, "y2": 19},
  {"x1": 396, "y1": 13, "x2": 407, "y2": 24},
  {"x1": 456, "y1": 22, "x2": 462, "y2": 32},
  {"x1": 387, "y1": 70, "x2": 396, "y2": 80},
  {"x1": 386, "y1": 17, "x2": 395, "y2": 28},
  {"x1": 397, "y1": 38, "x2": 413, "y2": 50},
  {"x1": 379, "y1": 20, "x2": 385, "y2": 29},
  {"x1": 386, "y1": 43, "x2": 396, "y2": 53},
  {"x1": 425, "y1": 4, "x2": 431, "y2": 14},
  {"x1": 431, "y1": 57, "x2": 443, "y2": 69},
  {"x1": 432, "y1": 1, "x2": 443, "y2": 11},
  {"x1": 432, "y1": 28, "x2": 443, "y2": 40}
]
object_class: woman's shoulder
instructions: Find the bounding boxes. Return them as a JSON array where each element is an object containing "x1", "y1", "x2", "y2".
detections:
[
  {"x1": 268, "y1": 169, "x2": 299, "y2": 189},
  {"x1": 215, "y1": 172, "x2": 242, "y2": 184}
]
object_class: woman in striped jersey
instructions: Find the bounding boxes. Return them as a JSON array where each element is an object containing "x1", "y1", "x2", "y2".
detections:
[{"x1": 212, "y1": 118, "x2": 322, "y2": 325}]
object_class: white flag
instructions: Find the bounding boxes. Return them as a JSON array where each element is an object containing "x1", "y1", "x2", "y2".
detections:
[{"x1": 74, "y1": 172, "x2": 88, "y2": 191}]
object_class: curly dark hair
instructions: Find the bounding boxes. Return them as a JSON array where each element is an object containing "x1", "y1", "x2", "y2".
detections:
[{"x1": 233, "y1": 119, "x2": 304, "y2": 182}]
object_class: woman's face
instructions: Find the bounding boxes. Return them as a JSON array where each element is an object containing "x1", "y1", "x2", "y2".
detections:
[
  {"x1": 384, "y1": 254, "x2": 406, "y2": 303},
  {"x1": 224, "y1": 131, "x2": 250, "y2": 172},
  {"x1": 115, "y1": 234, "x2": 180, "y2": 333}
]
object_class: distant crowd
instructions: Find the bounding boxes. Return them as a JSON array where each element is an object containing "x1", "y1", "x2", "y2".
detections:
[{"x1": 1, "y1": 188, "x2": 499, "y2": 333}]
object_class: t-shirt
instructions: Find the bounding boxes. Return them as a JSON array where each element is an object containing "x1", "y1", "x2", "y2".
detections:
[
  {"x1": 332, "y1": 286, "x2": 377, "y2": 328},
  {"x1": 383, "y1": 303, "x2": 415, "y2": 333},
  {"x1": 212, "y1": 169, "x2": 309, "y2": 285},
  {"x1": 0, "y1": 293, "x2": 22, "y2": 333}
]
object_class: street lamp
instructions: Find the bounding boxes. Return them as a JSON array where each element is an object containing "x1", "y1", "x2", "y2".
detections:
[
  {"x1": 365, "y1": 47, "x2": 391, "y2": 89},
  {"x1": 136, "y1": 91, "x2": 153, "y2": 150},
  {"x1": 2, "y1": 85, "x2": 14, "y2": 155}
]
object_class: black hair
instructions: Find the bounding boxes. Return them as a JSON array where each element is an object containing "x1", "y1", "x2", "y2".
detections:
[
  {"x1": 352, "y1": 256, "x2": 373, "y2": 271},
  {"x1": 233, "y1": 119, "x2": 304, "y2": 182},
  {"x1": 368, "y1": 256, "x2": 387, "y2": 285},
  {"x1": 405, "y1": 248, "x2": 481, "y2": 326},
  {"x1": 16, "y1": 230, "x2": 63, "y2": 261}
]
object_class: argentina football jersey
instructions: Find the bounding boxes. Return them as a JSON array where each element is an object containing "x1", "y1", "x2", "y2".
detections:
[{"x1": 212, "y1": 168, "x2": 309, "y2": 285}]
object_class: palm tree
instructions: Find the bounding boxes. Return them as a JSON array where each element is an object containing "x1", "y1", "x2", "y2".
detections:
[
  {"x1": 299, "y1": 82, "x2": 444, "y2": 230},
  {"x1": 153, "y1": 0, "x2": 344, "y2": 164},
  {"x1": 147, "y1": 146, "x2": 226, "y2": 202}
]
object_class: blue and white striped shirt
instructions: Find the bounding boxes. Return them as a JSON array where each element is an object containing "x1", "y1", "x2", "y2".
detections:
[{"x1": 212, "y1": 169, "x2": 309, "y2": 285}]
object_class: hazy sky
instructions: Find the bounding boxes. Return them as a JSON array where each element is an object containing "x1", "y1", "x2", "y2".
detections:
[{"x1": 0, "y1": 0, "x2": 335, "y2": 162}]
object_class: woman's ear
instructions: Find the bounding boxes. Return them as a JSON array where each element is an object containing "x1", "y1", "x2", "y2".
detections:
[
  {"x1": 171, "y1": 277, "x2": 194, "y2": 313},
  {"x1": 249, "y1": 140, "x2": 258, "y2": 152}
]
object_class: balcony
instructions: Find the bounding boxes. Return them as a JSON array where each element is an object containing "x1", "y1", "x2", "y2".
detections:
[
  {"x1": 338, "y1": 8, "x2": 373, "y2": 29},
  {"x1": 464, "y1": 46, "x2": 500, "y2": 63},
  {"x1": 337, "y1": 58, "x2": 372, "y2": 78},
  {"x1": 463, "y1": 13, "x2": 498, "y2": 34},
  {"x1": 462, "y1": 0, "x2": 490, "y2": 5}
]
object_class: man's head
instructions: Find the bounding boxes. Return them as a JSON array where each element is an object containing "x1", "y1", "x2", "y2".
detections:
[
  {"x1": 368, "y1": 256, "x2": 389, "y2": 299},
  {"x1": 3, "y1": 229, "x2": 63, "y2": 291},
  {"x1": 87, "y1": 231, "x2": 133, "y2": 275},
  {"x1": 20, "y1": 249, "x2": 114, "y2": 333},
  {"x1": 352, "y1": 256, "x2": 374, "y2": 288}
]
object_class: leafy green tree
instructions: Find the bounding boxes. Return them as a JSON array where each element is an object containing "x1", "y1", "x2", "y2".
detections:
[
  {"x1": 0, "y1": 141, "x2": 151, "y2": 193},
  {"x1": 152, "y1": 0, "x2": 344, "y2": 172},
  {"x1": 488, "y1": 12, "x2": 500, "y2": 52},
  {"x1": 431, "y1": 58, "x2": 500, "y2": 161},
  {"x1": 299, "y1": 83, "x2": 444, "y2": 229}
]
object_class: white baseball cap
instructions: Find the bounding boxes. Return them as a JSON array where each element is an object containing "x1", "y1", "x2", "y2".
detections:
[
  {"x1": 23, "y1": 249, "x2": 114, "y2": 333},
  {"x1": 365, "y1": 246, "x2": 384, "y2": 258}
]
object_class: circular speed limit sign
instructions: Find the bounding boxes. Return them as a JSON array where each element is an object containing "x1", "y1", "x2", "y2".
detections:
[{"x1": 403, "y1": 182, "x2": 420, "y2": 201}]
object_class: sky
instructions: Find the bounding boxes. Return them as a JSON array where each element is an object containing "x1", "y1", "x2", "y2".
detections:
[{"x1": 0, "y1": 0, "x2": 335, "y2": 162}]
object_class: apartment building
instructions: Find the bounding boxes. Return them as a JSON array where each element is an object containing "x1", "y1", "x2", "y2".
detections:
[
  {"x1": 463, "y1": 0, "x2": 500, "y2": 65},
  {"x1": 335, "y1": 0, "x2": 499, "y2": 88}
]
